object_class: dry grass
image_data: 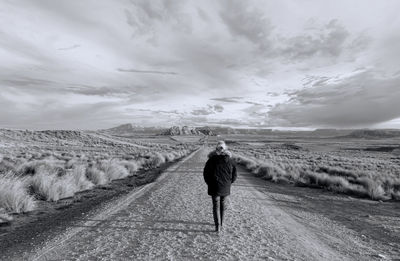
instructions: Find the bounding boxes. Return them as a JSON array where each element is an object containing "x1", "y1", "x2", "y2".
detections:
[
  {"x1": 30, "y1": 165, "x2": 78, "y2": 201},
  {"x1": 72, "y1": 165, "x2": 94, "y2": 191},
  {"x1": 0, "y1": 172, "x2": 36, "y2": 213},
  {"x1": 232, "y1": 143, "x2": 400, "y2": 201},
  {"x1": 86, "y1": 166, "x2": 108, "y2": 185},
  {"x1": 0, "y1": 129, "x2": 198, "y2": 218},
  {"x1": 100, "y1": 160, "x2": 130, "y2": 180}
]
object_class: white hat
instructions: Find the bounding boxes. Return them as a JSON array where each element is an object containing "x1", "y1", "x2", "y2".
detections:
[{"x1": 216, "y1": 140, "x2": 227, "y2": 151}]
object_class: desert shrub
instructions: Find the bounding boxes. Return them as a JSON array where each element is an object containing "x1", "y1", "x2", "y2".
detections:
[
  {"x1": 0, "y1": 209, "x2": 14, "y2": 224},
  {"x1": 163, "y1": 152, "x2": 176, "y2": 162},
  {"x1": 119, "y1": 160, "x2": 139, "y2": 174},
  {"x1": 392, "y1": 149, "x2": 400, "y2": 156},
  {"x1": 65, "y1": 158, "x2": 79, "y2": 169},
  {"x1": 317, "y1": 166, "x2": 359, "y2": 180},
  {"x1": 357, "y1": 177, "x2": 386, "y2": 200},
  {"x1": 233, "y1": 155, "x2": 258, "y2": 171},
  {"x1": 142, "y1": 154, "x2": 165, "y2": 169},
  {"x1": 86, "y1": 166, "x2": 108, "y2": 185},
  {"x1": 233, "y1": 153, "x2": 390, "y2": 200},
  {"x1": 392, "y1": 190, "x2": 400, "y2": 200},
  {"x1": 0, "y1": 172, "x2": 36, "y2": 213},
  {"x1": 30, "y1": 152, "x2": 43, "y2": 160},
  {"x1": 255, "y1": 163, "x2": 287, "y2": 182},
  {"x1": 136, "y1": 157, "x2": 148, "y2": 168},
  {"x1": 100, "y1": 160, "x2": 129, "y2": 180},
  {"x1": 72, "y1": 165, "x2": 94, "y2": 191},
  {"x1": 30, "y1": 165, "x2": 78, "y2": 201},
  {"x1": 17, "y1": 159, "x2": 66, "y2": 177},
  {"x1": 0, "y1": 158, "x2": 17, "y2": 174},
  {"x1": 154, "y1": 152, "x2": 166, "y2": 164},
  {"x1": 17, "y1": 161, "x2": 38, "y2": 176}
]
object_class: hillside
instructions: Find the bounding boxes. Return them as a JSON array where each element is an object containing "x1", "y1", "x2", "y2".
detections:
[
  {"x1": 102, "y1": 124, "x2": 164, "y2": 136},
  {"x1": 343, "y1": 129, "x2": 400, "y2": 139}
]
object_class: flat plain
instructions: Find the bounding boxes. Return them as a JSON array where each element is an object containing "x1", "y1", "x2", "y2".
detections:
[{"x1": 0, "y1": 130, "x2": 399, "y2": 260}]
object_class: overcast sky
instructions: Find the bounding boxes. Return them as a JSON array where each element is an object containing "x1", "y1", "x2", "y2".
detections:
[{"x1": 1, "y1": 0, "x2": 400, "y2": 130}]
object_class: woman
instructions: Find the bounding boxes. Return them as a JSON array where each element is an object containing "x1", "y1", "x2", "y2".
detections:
[{"x1": 203, "y1": 141, "x2": 237, "y2": 232}]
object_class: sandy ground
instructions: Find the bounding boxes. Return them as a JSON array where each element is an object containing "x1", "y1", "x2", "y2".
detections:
[{"x1": 11, "y1": 148, "x2": 398, "y2": 260}]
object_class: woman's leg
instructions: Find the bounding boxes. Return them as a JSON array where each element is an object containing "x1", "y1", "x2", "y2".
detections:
[
  {"x1": 211, "y1": 196, "x2": 219, "y2": 231},
  {"x1": 220, "y1": 196, "x2": 226, "y2": 228}
]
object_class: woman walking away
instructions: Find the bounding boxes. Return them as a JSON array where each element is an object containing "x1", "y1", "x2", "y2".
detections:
[{"x1": 203, "y1": 141, "x2": 237, "y2": 232}]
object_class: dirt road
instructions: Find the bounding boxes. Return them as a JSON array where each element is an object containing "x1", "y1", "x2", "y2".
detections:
[{"x1": 20, "y1": 148, "x2": 392, "y2": 260}]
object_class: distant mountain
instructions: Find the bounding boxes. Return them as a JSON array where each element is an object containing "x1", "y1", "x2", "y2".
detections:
[
  {"x1": 162, "y1": 126, "x2": 212, "y2": 136},
  {"x1": 343, "y1": 129, "x2": 400, "y2": 139},
  {"x1": 162, "y1": 126, "x2": 275, "y2": 136},
  {"x1": 102, "y1": 124, "x2": 165, "y2": 135},
  {"x1": 105, "y1": 123, "x2": 134, "y2": 134},
  {"x1": 311, "y1": 129, "x2": 353, "y2": 137}
]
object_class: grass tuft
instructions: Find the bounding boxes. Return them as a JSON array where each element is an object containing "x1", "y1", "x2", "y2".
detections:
[{"x1": 0, "y1": 172, "x2": 36, "y2": 213}]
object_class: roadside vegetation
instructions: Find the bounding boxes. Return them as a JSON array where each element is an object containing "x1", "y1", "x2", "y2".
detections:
[
  {"x1": 0, "y1": 129, "x2": 197, "y2": 216},
  {"x1": 231, "y1": 142, "x2": 400, "y2": 201}
]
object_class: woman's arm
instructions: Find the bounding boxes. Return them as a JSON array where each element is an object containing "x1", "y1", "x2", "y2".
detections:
[
  {"x1": 231, "y1": 162, "x2": 237, "y2": 183},
  {"x1": 203, "y1": 159, "x2": 211, "y2": 184}
]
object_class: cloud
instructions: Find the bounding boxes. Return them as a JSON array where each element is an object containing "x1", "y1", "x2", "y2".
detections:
[
  {"x1": 57, "y1": 44, "x2": 80, "y2": 51},
  {"x1": 219, "y1": 0, "x2": 273, "y2": 51},
  {"x1": 268, "y1": 70, "x2": 400, "y2": 127},
  {"x1": 1, "y1": 0, "x2": 400, "y2": 129},
  {"x1": 133, "y1": 109, "x2": 181, "y2": 115},
  {"x1": 210, "y1": 97, "x2": 243, "y2": 103},
  {"x1": 191, "y1": 104, "x2": 224, "y2": 115},
  {"x1": 65, "y1": 85, "x2": 135, "y2": 97},
  {"x1": 213, "y1": 104, "x2": 224, "y2": 112},
  {"x1": 278, "y1": 20, "x2": 349, "y2": 61},
  {"x1": 117, "y1": 68, "x2": 178, "y2": 75},
  {"x1": 0, "y1": 92, "x2": 125, "y2": 130},
  {"x1": 191, "y1": 109, "x2": 214, "y2": 116}
]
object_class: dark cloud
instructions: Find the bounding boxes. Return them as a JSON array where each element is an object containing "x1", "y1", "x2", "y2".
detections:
[
  {"x1": 266, "y1": 92, "x2": 280, "y2": 97},
  {"x1": 279, "y1": 20, "x2": 349, "y2": 60},
  {"x1": 125, "y1": 1, "x2": 191, "y2": 35},
  {"x1": 213, "y1": 104, "x2": 224, "y2": 112},
  {"x1": 1, "y1": 77, "x2": 55, "y2": 88},
  {"x1": 243, "y1": 104, "x2": 267, "y2": 117},
  {"x1": 268, "y1": 70, "x2": 400, "y2": 127},
  {"x1": 210, "y1": 97, "x2": 243, "y2": 103},
  {"x1": 65, "y1": 85, "x2": 135, "y2": 97},
  {"x1": 57, "y1": 44, "x2": 80, "y2": 51},
  {"x1": 1, "y1": 77, "x2": 136, "y2": 97},
  {"x1": 191, "y1": 104, "x2": 224, "y2": 115},
  {"x1": 117, "y1": 68, "x2": 178, "y2": 75},
  {"x1": 210, "y1": 97, "x2": 261, "y2": 106},
  {"x1": 133, "y1": 109, "x2": 181, "y2": 115},
  {"x1": 219, "y1": 0, "x2": 273, "y2": 51},
  {"x1": 245, "y1": 101, "x2": 263, "y2": 105},
  {"x1": 191, "y1": 109, "x2": 214, "y2": 116}
]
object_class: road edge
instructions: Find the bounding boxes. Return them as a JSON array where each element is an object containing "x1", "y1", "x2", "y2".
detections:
[{"x1": 27, "y1": 148, "x2": 201, "y2": 261}]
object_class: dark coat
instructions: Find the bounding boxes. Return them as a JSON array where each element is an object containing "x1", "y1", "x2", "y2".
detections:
[{"x1": 203, "y1": 150, "x2": 237, "y2": 196}]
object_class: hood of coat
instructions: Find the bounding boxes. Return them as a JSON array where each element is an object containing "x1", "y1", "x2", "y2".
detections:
[{"x1": 208, "y1": 149, "x2": 232, "y2": 159}]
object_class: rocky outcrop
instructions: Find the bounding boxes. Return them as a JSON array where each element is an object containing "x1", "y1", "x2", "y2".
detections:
[
  {"x1": 163, "y1": 126, "x2": 201, "y2": 136},
  {"x1": 162, "y1": 126, "x2": 216, "y2": 136}
]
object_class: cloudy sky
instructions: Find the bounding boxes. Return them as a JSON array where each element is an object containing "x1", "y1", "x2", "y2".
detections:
[{"x1": 1, "y1": 0, "x2": 400, "y2": 130}]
